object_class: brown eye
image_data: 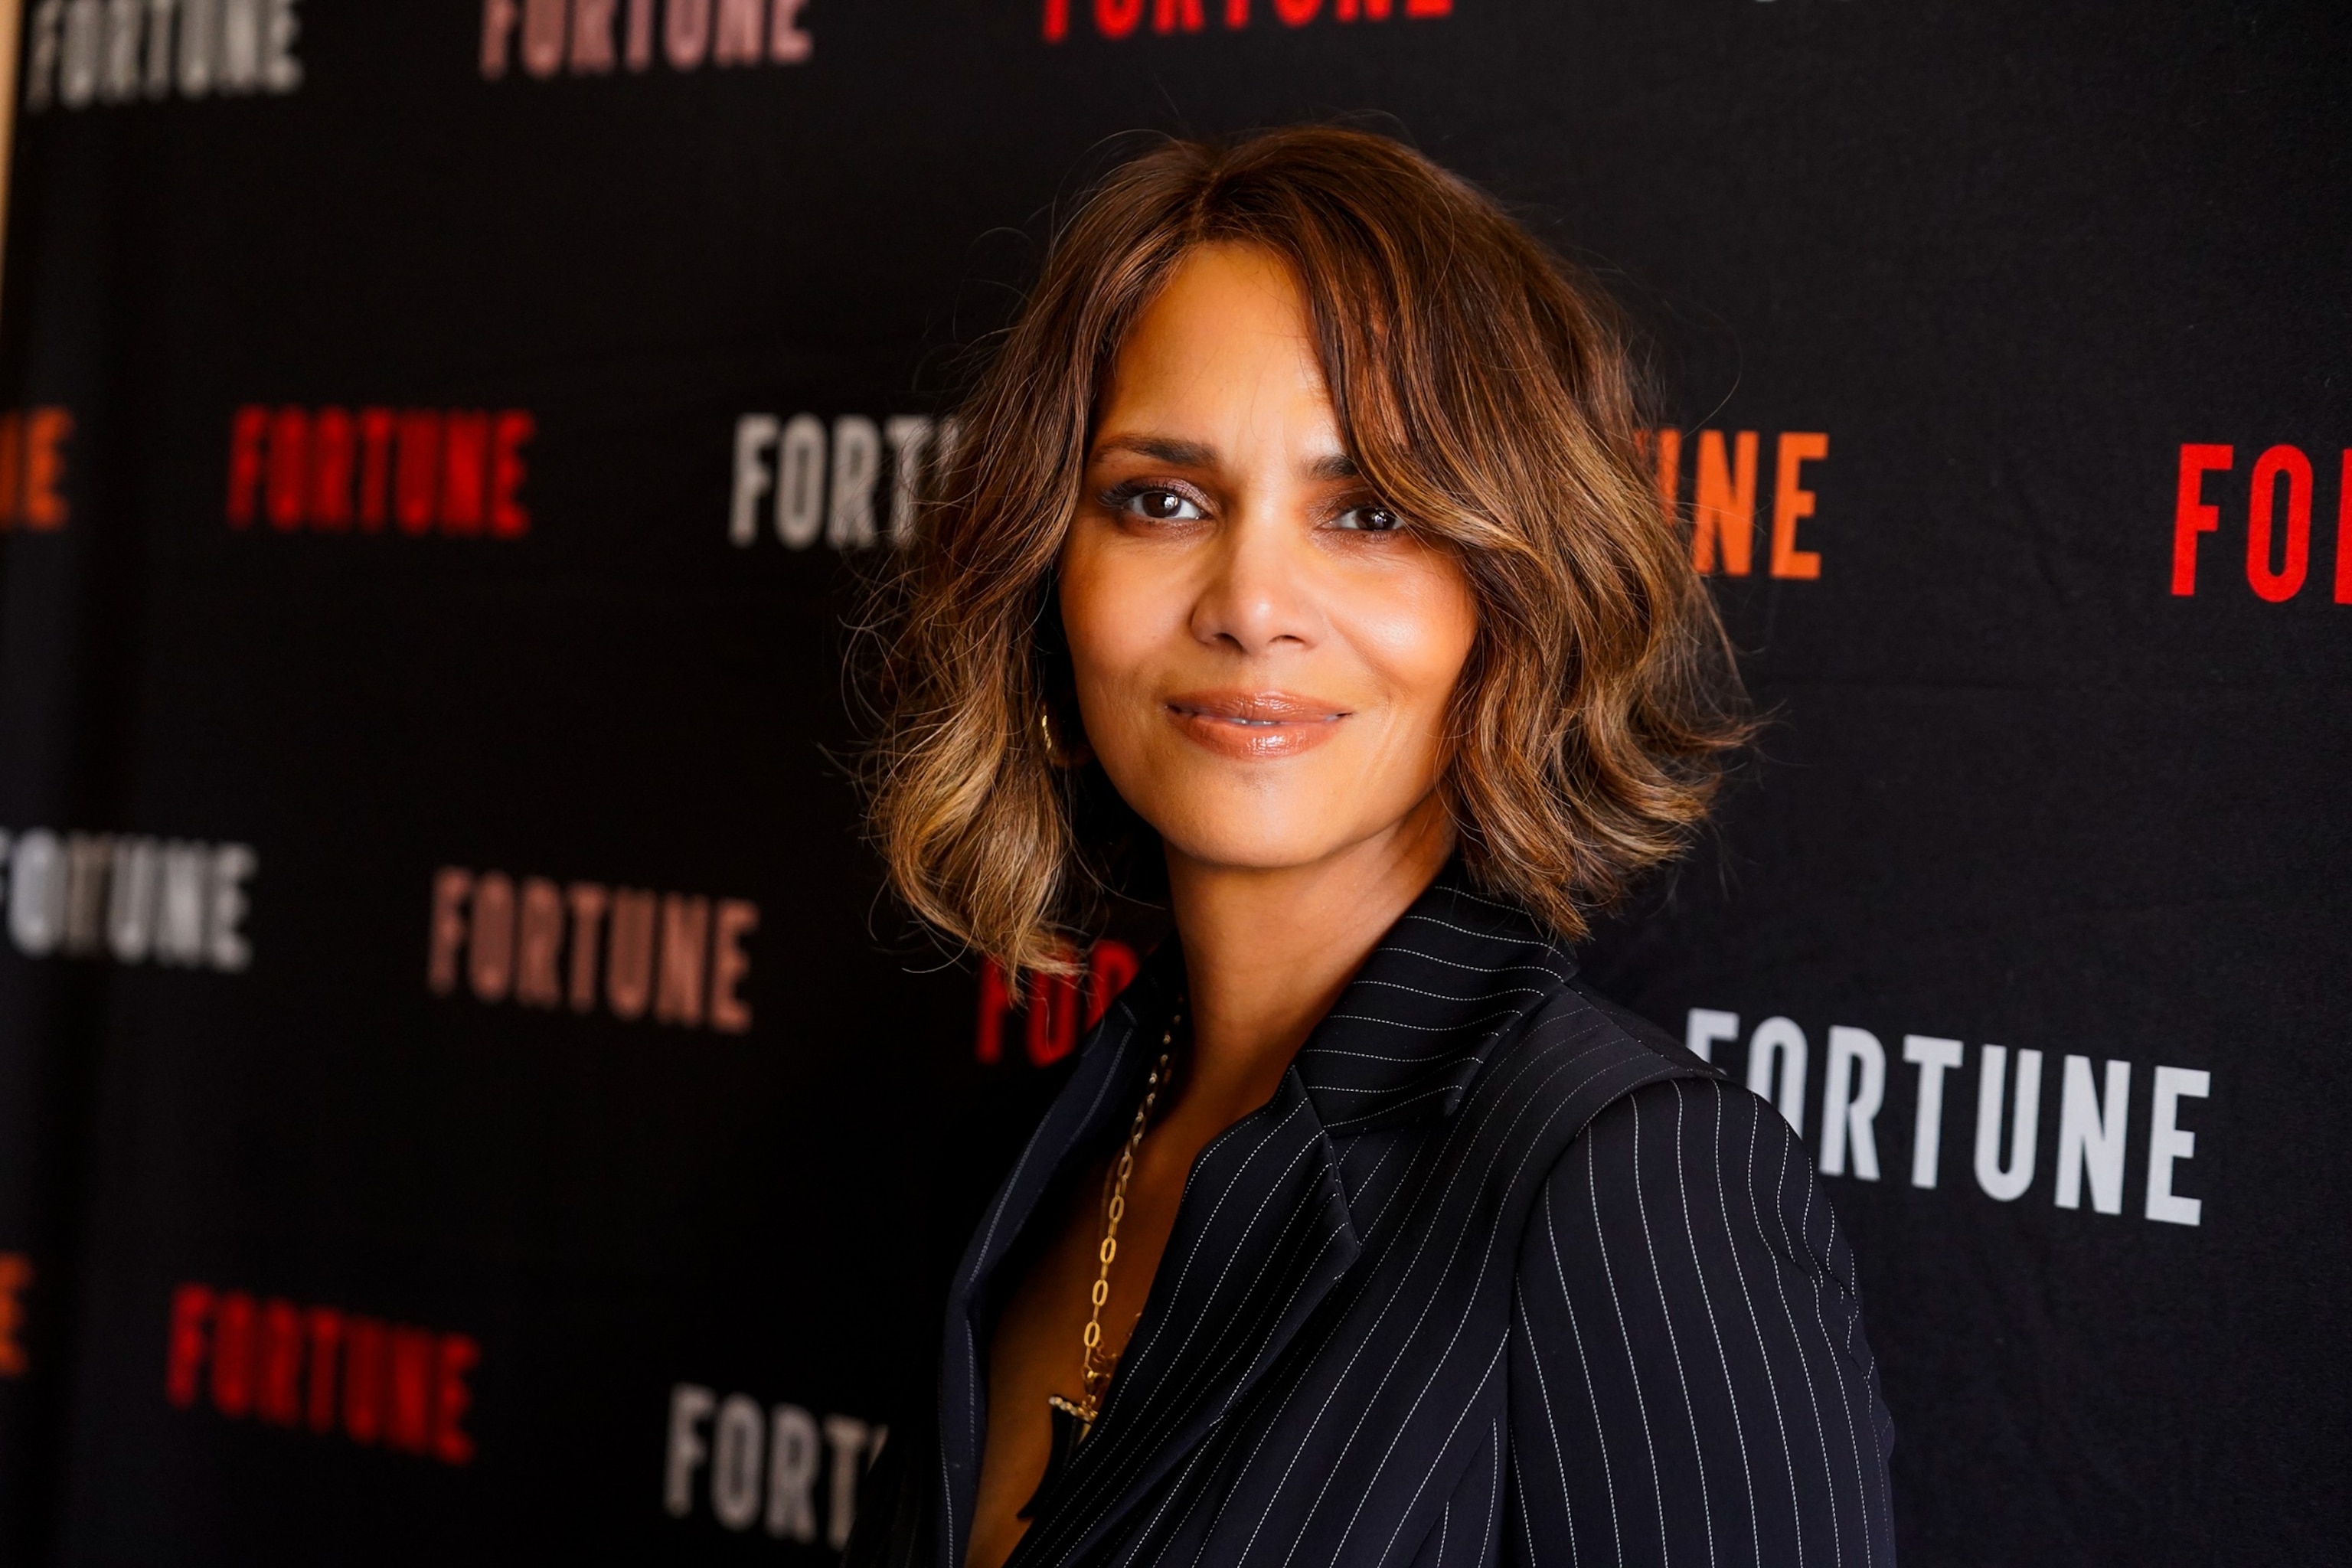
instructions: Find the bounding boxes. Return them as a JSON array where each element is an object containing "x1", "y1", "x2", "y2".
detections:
[
  {"x1": 1116, "y1": 486, "x2": 1204, "y2": 521},
  {"x1": 1334, "y1": 504, "x2": 1403, "y2": 533}
]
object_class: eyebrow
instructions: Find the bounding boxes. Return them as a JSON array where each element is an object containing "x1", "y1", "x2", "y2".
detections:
[
  {"x1": 1093, "y1": 435, "x2": 1216, "y2": 467},
  {"x1": 1093, "y1": 433, "x2": 1362, "y2": 482}
]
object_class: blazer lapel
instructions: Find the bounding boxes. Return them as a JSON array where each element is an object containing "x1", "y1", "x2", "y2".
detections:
[
  {"x1": 1005, "y1": 1065, "x2": 1361, "y2": 1568},
  {"x1": 1008, "y1": 861, "x2": 1573, "y2": 1564},
  {"x1": 936, "y1": 952, "x2": 1180, "y2": 1568}
]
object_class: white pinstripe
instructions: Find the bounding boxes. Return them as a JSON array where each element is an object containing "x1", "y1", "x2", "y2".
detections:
[
  {"x1": 1322, "y1": 1080, "x2": 1488, "y2": 1132},
  {"x1": 1353, "y1": 1133, "x2": 1429, "y2": 1244},
  {"x1": 1726, "y1": 1084, "x2": 1805, "y2": 1563},
  {"x1": 1119, "y1": 1417, "x2": 1221, "y2": 1568},
  {"x1": 1586, "y1": 1125, "x2": 1673, "y2": 1563},
  {"x1": 1345, "y1": 978, "x2": 1553, "y2": 1004},
  {"x1": 1534, "y1": 1217, "x2": 1625, "y2": 1568},
  {"x1": 1366, "y1": 1338, "x2": 1508, "y2": 1568},
  {"x1": 1312, "y1": 1045, "x2": 1491, "y2": 1064},
  {"x1": 1794, "y1": 1159, "x2": 1877, "y2": 1568},
  {"x1": 1398, "y1": 913, "x2": 1543, "y2": 944},
  {"x1": 1509, "y1": 1443, "x2": 1542, "y2": 1568},
  {"x1": 1632, "y1": 1096, "x2": 1718, "y2": 1568},
  {"x1": 1367, "y1": 947, "x2": 1566, "y2": 978},
  {"x1": 1759, "y1": 1125, "x2": 1844, "y2": 1568},
  {"x1": 1480, "y1": 1422, "x2": 1504, "y2": 1567},
  {"x1": 1673, "y1": 1084, "x2": 1757, "y2": 1557},
  {"x1": 1315, "y1": 1008, "x2": 1526, "y2": 1035},
  {"x1": 1340, "y1": 1131, "x2": 1406, "y2": 1213},
  {"x1": 1691, "y1": 1081, "x2": 1776, "y2": 1566}
]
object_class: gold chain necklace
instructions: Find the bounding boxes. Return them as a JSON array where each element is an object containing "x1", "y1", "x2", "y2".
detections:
[
  {"x1": 1020, "y1": 1004, "x2": 1183, "y2": 1522},
  {"x1": 1049, "y1": 1004, "x2": 1181, "y2": 1440}
]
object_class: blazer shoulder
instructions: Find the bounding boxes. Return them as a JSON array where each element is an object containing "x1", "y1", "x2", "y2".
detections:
[
  {"x1": 1559, "y1": 975, "x2": 1722, "y2": 1076},
  {"x1": 1458, "y1": 969, "x2": 1725, "y2": 1188},
  {"x1": 1494, "y1": 969, "x2": 1724, "y2": 1094}
]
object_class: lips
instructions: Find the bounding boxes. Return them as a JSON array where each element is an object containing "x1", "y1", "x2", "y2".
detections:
[{"x1": 1163, "y1": 690, "x2": 1351, "y2": 760}]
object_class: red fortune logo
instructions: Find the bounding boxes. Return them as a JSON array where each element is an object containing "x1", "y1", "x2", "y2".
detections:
[
  {"x1": 2171, "y1": 443, "x2": 2351, "y2": 603},
  {"x1": 227, "y1": 405, "x2": 534, "y2": 537},
  {"x1": 481, "y1": 0, "x2": 814, "y2": 78},
  {"x1": 1645, "y1": 428, "x2": 1831, "y2": 580},
  {"x1": 1044, "y1": 0, "x2": 1451, "y2": 42},
  {"x1": 975, "y1": 941, "x2": 1143, "y2": 1066},
  {"x1": 165, "y1": 1282, "x2": 479, "y2": 1465},
  {"x1": 0, "y1": 1255, "x2": 29, "y2": 1377},
  {"x1": 0, "y1": 408, "x2": 74, "y2": 531},
  {"x1": 429, "y1": 866, "x2": 759, "y2": 1033}
]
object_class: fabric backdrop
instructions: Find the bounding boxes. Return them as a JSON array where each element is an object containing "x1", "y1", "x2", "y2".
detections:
[{"x1": 0, "y1": 2, "x2": 2344, "y2": 1563}]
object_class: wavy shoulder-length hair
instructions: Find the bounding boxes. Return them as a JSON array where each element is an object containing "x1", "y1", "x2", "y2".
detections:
[{"x1": 864, "y1": 126, "x2": 1747, "y2": 978}]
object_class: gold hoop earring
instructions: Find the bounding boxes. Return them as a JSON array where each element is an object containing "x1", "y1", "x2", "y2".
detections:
[{"x1": 1039, "y1": 704, "x2": 1091, "y2": 769}]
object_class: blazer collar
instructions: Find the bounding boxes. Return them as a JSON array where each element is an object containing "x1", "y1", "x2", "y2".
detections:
[{"x1": 1291, "y1": 857, "x2": 1575, "y2": 1135}]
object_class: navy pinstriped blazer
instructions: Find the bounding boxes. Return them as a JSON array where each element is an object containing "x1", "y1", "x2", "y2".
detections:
[{"x1": 851, "y1": 866, "x2": 1896, "y2": 1568}]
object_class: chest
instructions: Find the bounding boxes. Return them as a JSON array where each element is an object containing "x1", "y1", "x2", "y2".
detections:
[{"x1": 967, "y1": 1124, "x2": 1202, "y2": 1568}]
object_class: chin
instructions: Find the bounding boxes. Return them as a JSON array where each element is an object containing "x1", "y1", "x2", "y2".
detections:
[{"x1": 1148, "y1": 802, "x2": 1380, "y2": 875}]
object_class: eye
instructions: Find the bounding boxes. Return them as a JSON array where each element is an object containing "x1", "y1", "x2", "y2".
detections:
[
  {"x1": 1333, "y1": 503, "x2": 1405, "y2": 534},
  {"x1": 1109, "y1": 485, "x2": 1205, "y2": 522}
]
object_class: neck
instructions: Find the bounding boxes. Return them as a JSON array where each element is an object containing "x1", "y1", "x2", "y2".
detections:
[{"x1": 1162, "y1": 795, "x2": 1455, "y2": 1132}]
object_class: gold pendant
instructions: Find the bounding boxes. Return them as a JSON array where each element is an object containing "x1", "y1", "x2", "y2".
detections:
[
  {"x1": 1020, "y1": 1396, "x2": 1096, "y2": 1520},
  {"x1": 1045, "y1": 1391, "x2": 1096, "y2": 1440}
]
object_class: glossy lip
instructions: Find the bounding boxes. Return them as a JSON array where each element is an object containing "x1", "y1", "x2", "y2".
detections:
[{"x1": 1163, "y1": 689, "x2": 1351, "y2": 761}]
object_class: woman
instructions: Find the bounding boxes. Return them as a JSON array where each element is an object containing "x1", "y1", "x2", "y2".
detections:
[{"x1": 854, "y1": 127, "x2": 1895, "y2": 1568}]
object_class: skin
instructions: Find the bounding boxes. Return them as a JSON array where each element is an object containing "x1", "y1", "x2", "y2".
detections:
[{"x1": 963, "y1": 243, "x2": 1480, "y2": 1568}]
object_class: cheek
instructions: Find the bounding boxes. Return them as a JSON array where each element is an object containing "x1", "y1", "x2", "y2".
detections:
[
  {"x1": 1058, "y1": 535, "x2": 1164, "y2": 710},
  {"x1": 1354, "y1": 563, "x2": 1480, "y2": 726}
]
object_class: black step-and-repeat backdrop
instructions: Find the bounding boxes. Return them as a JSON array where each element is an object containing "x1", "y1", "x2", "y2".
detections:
[{"x1": 0, "y1": 2, "x2": 2345, "y2": 1563}]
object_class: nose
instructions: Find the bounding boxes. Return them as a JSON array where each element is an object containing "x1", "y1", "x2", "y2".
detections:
[{"x1": 1187, "y1": 508, "x2": 1325, "y2": 658}]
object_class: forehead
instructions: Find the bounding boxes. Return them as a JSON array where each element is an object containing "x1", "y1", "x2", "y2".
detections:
[{"x1": 1096, "y1": 243, "x2": 1338, "y2": 444}]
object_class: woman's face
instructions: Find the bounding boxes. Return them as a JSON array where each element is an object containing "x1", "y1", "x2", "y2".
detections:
[{"x1": 1058, "y1": 243, "x2": 1478, "y2": 877}]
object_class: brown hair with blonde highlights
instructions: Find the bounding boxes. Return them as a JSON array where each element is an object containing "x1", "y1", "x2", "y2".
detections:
[{"x1": 864, "y1": 126, "x2": 1748, "y2": 978}]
